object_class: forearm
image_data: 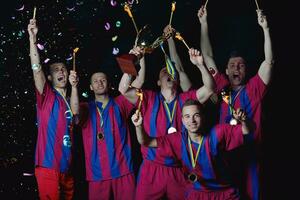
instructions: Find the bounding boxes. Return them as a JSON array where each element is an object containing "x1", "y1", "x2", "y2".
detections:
[
  {"x1": 241, "y1": 119, "x2": 256, "y2": 135},
  {"x1": 29, "y1": 35, "x2": 46, "y2": 94},
  {"x1": 198, "y1": 64, "x2": 215, "y2": 93},
  {"x1": 263, "y1": 27, "x2": 273, "y2": 64},
  {"x1": 70, "y1": 86, "x2": 79, "y2": 115},
  {"x1": 167, "y1": 38, "x2": 192, "y2": 91},
  {"x1": 118, "y1": 73, "x2": 132, "y2": 95},
  {"x1": 131, "y1": 57, "x2": 145, "y2": 89},
  {"x1": 135, "y1": 126, "x2": 157, "y2": 147},
  {"x1": 200, "y1": 22, "x2": 218, "y2": 74},
  {"x1": 258, "y1": 27, "x2": 274, "y2": 85}
]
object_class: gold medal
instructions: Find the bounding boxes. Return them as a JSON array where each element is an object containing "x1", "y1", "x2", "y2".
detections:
[
  {"x1": 97, "y1": 132, "x2": 104, "y2": 140},
  {"x1": 188, "y1": 172, "x2": 198, "y2": 183},
  {"x1": 229, "y1": 118, "x2": 238, "y2": 125},
  {"x1": 168, "y1": 127, "x2": 177, "y2": 134}
]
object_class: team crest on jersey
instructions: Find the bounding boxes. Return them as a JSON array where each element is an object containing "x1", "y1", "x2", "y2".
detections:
[{"x1": 63, "y1": 135, "x2": 72, "y2": 147}]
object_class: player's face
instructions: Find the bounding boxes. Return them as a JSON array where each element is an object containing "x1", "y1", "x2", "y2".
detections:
[
  {"x1": 182, "y1": 105, "x2": 202, "y2": 133},
  {"x1": 226, "y1": 57, "x2": 246, "y2": 87},
  {"x1": 90, "y1": 72, "x2": 109, "y2": 95},
  {"x1": 49, "y1": 63, "x2": 68, "y2": 89},
  {"x1": 158, "y1": 68, "x2": 178, "y2": 89}
]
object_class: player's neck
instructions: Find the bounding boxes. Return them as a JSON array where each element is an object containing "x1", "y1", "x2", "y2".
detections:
[
  {"x1": 188, "y1": 132, "x2": 203, "y2": 144},
  {"x1": 161, "y1": 88, "x2": 176, "y2": 103},
  {"x1": 95, "y1": 94, "x2": 109, "y2": 105},
  {"x1": 231, "y1": 85, "x2": 244, "y2": 91},
  {"x1": 55, "y1": 87, "x2": 67, "y2": 97}
]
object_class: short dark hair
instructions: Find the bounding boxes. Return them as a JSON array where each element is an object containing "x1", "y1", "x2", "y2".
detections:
[
  {"x1": 229, "y1": 50, "x2": 246, "y2": 58},
  {"x1": 45, "y1": 62, "x2": 67, "y2": 76},
  {"x1": 182, "y1": 99, "x2": 203, "y2": 115}
]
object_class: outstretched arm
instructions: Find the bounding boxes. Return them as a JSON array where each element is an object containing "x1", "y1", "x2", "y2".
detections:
[
  {"x1": 69, "y1": 70, "x2": 79, "y2": 116},
  {"x1": 28, "y1": 19, "x2": 46, "y2": 94},
  {"x1": 118, "y1": 47, "x2": 145, "y2": 104},
  {"x1": 131, "y1": 112, "x2": 157, "y2": 147},
  {"x1": 189, "y1": 48, "x2": 215, "y2": 104},
  {"x1": 198, "y1": 6, "x2": 218, "y2": 76},
  {"x1": 257, "y1": 10, "x2": 274, "y2": 85},
  {"x1": 164, "y1": 25, "x2": 192, "y2": 91}
]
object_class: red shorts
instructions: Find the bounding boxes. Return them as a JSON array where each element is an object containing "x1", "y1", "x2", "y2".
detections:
[
  {"x1": 35, "y1": 167, "x2": 74, "y2": 200},
  {"x1": 136, "y1": 160, "x2": 186, "y2": 200},
  {"x1": 88, "y1": 173, "x2": 135, "y2": 200},
  {"x1": 185, "y1": 187, "x2": 240, "y2": 200}
]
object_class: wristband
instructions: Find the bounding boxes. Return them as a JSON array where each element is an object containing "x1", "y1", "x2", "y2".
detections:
[{"x1": 32, "y1": 63, "x2": 41, "y2": 71}]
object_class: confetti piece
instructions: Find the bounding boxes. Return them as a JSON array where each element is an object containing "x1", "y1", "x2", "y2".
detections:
[
  {"x1": 44, "y1": 58, "x2": 50, "y2": 63},
  {"x1": 66, "y1": 56, "x2": 73, "y2": 61},
  {"x1": 66, "y1": 7, "x2": 75, "y2": 11},
  {"x1": 112, "y1": 47, "x2": 119, "y2": 55},
  {"x1": 111, "y1": 0, "x2": 117, "y2": 6},
  {"x1": 112, "y1": 35, "x2": 118, "y2": 41},
  {"x1": 23, "y1": 173, "x2": 34, "y2": 176},
  {"x1": 16, "y1": 5, "x2": 25, "y2": 11},
  {"x1": 116, "y1": 21, "x2": 121, "y2": 27},
  {"x1": 37, "y1": 43, "x2": 44, "y2": 50},
  {"x1": 104, "y1": 22, "x2": 111, "y2": 30},
  {"x1": 82, "y1": 92, "x2": 88, "y2": 98},
  {"x1": 127, "y1": 0, "x2": 135, "y2": 4}
]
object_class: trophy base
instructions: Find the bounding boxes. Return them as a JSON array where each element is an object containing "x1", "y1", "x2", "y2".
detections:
[{"x1": 116, "y1": 54, "x2": 140, "y2": 76}]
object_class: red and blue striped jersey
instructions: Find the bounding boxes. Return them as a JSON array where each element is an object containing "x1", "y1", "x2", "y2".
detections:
[
  {"x1": 79, "y1": 95, "x2": 134, "y2": 181},
  {"x1": 156, "y1": 124, "x2": 244, "y2": 191},
  {"x1": 140, "y1": 89, "x2": 197, "y2": 166},
  {"x1": 214, "y1": 73, "x2": 267, "y2": 200},
  {"x1": 35, "y1": 82, "x2": 73, "y2": 173}
]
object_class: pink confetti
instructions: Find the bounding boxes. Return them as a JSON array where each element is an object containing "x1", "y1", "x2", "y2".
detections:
[
  {"x1": 37, "y1": 43, "x2": 44, "y2": 50},
  {"x1": 16, "y1": 5, "x2": 25, "y2": 11},
  {"x1": 44, "y1": 58, "x2": 50, "y2": 63},
  {"x1": 127, "y1": 0, "x2": 135, "y2": 4},
  {"x1": 104, "y1": 22, "x2": 111, "y2": 31},
  {"x1": 110, "y1": 0, "x2": 117, "y2": 7}
]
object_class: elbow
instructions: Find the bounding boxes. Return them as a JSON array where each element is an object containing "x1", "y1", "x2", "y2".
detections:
[{"x1": 118, "y1": 85, "x2": 126, "y2": 95}]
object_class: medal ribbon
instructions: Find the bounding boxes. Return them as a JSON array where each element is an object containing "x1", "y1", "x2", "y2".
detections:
[
  {"x1": 163, "y1": 100, "x2": 177, "y2": 127},
  {"x1": 95, "y1": 101, "x2": 108, "y2": 128},
  {"x1": 228, "y1": 86, "x2": 244, "y2": 116},
  {"x1": 188, "y1": 136, "x2": 203, "y2": 168},
  {"x1": 54, "y1": 88, "x2": 73, "y2": 119}
]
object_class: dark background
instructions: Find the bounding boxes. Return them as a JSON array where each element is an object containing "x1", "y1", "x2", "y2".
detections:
[{"x1": 0, "y1": 0, "x2": 296, "y2": 199}]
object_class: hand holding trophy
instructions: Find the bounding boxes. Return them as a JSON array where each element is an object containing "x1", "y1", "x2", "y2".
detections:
[{"x1": 116, "y1": 2, "x2": 174, "y2": 76}]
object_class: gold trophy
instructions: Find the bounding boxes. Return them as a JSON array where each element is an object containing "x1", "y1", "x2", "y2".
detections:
[{"x1": 116, "y1": 3, "x2": 173, "y2": 76}]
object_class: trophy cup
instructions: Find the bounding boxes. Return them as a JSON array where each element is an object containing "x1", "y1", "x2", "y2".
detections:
[
  {"x1": 116, "y1": 2, "x2": 173, "y2": 76},
  {"x1": 116, "y1": 24, "x2": 171, "y2": 76}
]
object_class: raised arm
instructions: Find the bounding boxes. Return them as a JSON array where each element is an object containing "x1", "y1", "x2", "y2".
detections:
[
  {"x1": 131, "y1": 112, "x2": 157, "y2": 147},
  {"x1": 163, "y1": 25, "x2": 192, "y2": 91},
  {"x1": 198, "y1": 6, "x2": 218, "y2": 76},
  {"x1": 69, "y1": 70, "x2": 79, "y2": 116},
  {"x1": 257, "y1": 10, "x2": 274, "y2": 85},
  {"x1": 28, "y1": 19, "x2": 46, "y2": 94},
  {"x1": 189, "y1": 48, "x2": 215, "y2": 104},
  {"x1": 118, "y1": 47, "x2": 145, "y2": 104}
]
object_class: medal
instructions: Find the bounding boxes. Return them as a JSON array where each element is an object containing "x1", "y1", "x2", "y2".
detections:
[
  {"x1": 188, "y1": 172, "x2": 198, "y2": 183},
  {"x1": 229, "y1": 118, "x2": 238, "y2": 125},
  {"x1": 97, "y1": 132, "x2": 104, "y2": 140},
  {"x1": 187, "y1": 136, "x2": 203, "y2": 184},
  {"x1": 168, "y1": 127, "x2": 177, "y2": 134},
  {"x1": 163, "y1": 99, "x2": 177, "y2": 134}
]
